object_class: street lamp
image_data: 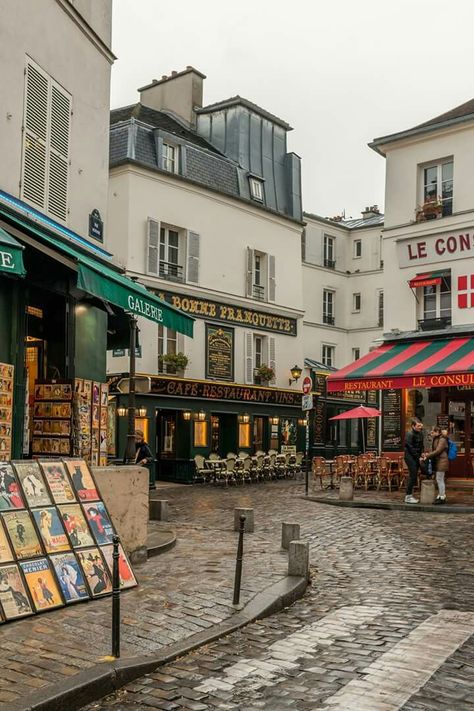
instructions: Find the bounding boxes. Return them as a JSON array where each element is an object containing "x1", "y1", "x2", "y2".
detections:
[
  {"x1": 238, "y1": 413, "x2": 250, "y2": 424},
  {"x1": 289, "y1": 364, "x2": 302, "y2": 386}
]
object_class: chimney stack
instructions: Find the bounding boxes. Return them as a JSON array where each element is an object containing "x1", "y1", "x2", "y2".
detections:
[
  {"x1": 361, "y1": 205, "x2": 380, "y2": 220},
  {"x1": 138, "y1": 67, "x2": 206, "y2": 127}
]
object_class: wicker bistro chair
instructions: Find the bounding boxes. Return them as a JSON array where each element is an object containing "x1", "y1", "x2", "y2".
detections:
[
  {"x1": 226, "y1": 452, "x2": 237, "y2": 460},
  {"x1": 253, "y1": 454, "x2": 265, "y2": 482},
  {"x1": 265, "y1": 452, "x2": 277, "y2": 480},
  {"x1": 209, "y1": 452, "x2": 220, "y2": 461},
  {"x1": 241, "y1": 456, "x2": 252, "y2": 484},
  {"x1": 222, "y1": 457, "x2": 236, "y2": 485},
  {"x1": 193, "y1": 455, "x2": 208, "y2": 484},
  {"x1": 312, "y1": 456, "x2": 326, "y2": 489},
  {"x1": 238, "y1": 451, "x2": 250, "y2": 460}
]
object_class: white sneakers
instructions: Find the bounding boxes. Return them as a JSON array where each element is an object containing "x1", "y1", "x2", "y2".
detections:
[{"x1": 405, "y1": 495, "x2": 419, "y2": 504}]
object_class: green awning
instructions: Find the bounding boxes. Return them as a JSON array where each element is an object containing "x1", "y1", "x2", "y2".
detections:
[
  {"x1": 0, "y1": 227, "x2": 26, "y2": 277},
  {"x1": 0, "y1": 210, "x2": 193, "y2": 336}
]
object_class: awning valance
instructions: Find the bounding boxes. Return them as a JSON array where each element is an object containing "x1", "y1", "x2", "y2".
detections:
[
  {"x1": 408, "y1": 270, "x2": 449, "y2": 289},
  {"x1": 0, "y1": 211, "x2": 193, "y2": 337},
  {"x1": 327, "y1": 337, "x2": 474, "y2": 392},
  {"x1": 0, "y1": 227, "x2": 26, "y2": 277}
]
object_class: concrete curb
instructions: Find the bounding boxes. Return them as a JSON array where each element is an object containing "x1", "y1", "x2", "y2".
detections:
[
  {"x1": 304, "y1": 494, "x2": 474, "y2": 514},
  {"x1": 10, "y1": 575, "x2": 308, "y2": 711},
  {"x1": 146, "y1": 530, "x2": 177, "y2": 558}
]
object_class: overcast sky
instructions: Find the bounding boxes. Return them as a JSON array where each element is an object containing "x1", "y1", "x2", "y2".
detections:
[{"x1": 111, "y1": 0, "x2": 474, "y2": 220}]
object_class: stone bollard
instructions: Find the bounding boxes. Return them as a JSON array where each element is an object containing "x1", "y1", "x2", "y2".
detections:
[
  {"x1": 288, "y1": 540, "x2": 309, "y2": 579},
  {"x1": 339, "y1": 476, "x2": 354, "y2": 501},
  {"x1": 420, "y1": 479, "x2": 436, "y2": 505},
  {"x1": 281, "y1": 522, "x2": 300, "y2": 550},
  {"x1": 149, "y1": 499, "x2": 169, "y2": 522},
  {"x1": 234, "y1": 507, "x2": 254, "y2": 532}
]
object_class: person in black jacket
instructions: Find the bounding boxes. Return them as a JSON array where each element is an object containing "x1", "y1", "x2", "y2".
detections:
[
  {"x1": 404, "y1": 417, "x2": 424, "y2": 504},
  {"x1": 135, "y1": 429, "x2": 153, "y2": 467}
]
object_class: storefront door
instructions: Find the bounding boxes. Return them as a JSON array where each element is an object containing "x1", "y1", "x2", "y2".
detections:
[{"x1": 445, "y1": 397, "x2": 473, "y2": 476}]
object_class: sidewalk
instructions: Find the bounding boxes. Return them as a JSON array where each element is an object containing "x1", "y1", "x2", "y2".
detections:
[{"x1": 0, "y1": 481, "x2": 302, "y2": 709}]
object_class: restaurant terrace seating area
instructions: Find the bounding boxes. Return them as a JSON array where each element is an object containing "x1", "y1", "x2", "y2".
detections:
[
  {"x1": 312, "y1": 452, "x2": 412, "y2": 491},
  {"x1": 193, "y1": 451, "x2": 304, "y2": 485}
]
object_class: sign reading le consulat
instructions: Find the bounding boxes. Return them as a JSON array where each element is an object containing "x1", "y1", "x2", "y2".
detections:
[
  {"x1": 338, "y1": 372, "x2": 474, "y2": 392},
  {"x1": 398, "y1": 229, "x2": 474, "y2": 268},
  {"x1": 158, "y1": 290, "x2": 297, "y2": 336}
]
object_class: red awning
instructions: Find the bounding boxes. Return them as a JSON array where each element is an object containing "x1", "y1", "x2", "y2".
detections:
[
  {"x1": 408, "y1": 274, "x2": 441, "y2": 288},
  {"x1": 327, "y1": 337, "x2": 474, "y2": 392}
]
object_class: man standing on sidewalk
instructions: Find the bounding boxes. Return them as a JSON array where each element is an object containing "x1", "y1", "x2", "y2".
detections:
[{"x1": 404, "y1": 418, "x2": 424, "y2": 504}]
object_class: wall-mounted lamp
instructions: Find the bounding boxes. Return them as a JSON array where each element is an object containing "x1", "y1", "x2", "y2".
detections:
[
  {"x1": 298, "y1": 417, "x2": 308, "y2": 427},
  {"x1": 270, "y1": 416, "x2": 280, "y2": 426},
  {"x1": 182, "y1": 411, "x2": 192, "y2": 421},
  {"x1": 289, "y1": 364, "x2": 302, "y2": 386},
  {"x1": 238, "y1": 413, "x2": 250, "y2": 424},
  {"x1": 194, "y1": 410, "x2": 206, "y2": 422},
  {"x1": 137, "y1": 407, "x2": 147, "y2": 418},
  {"x1": 117, "y1": 406, "x2": 128, "y2": 417}
]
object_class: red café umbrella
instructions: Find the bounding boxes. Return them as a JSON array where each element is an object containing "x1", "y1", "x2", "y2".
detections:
[{"x1": 329, "y1": 405, "x2": 381, "y2": 453}]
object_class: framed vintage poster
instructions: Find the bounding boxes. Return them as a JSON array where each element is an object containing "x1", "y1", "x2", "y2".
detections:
[
  {"x1": 32, "y1": 507, "x2": 70, "y2": 554},
  {"x1": 76, "y1": 547, "x2": 112, "y2": 597},
  {"x1": 40, "y1": 461, "x2": 76, "y2": 504},
  {"x1": 0, "y1": 362, "x2": 14, "y2": 461},
  {"x1": 82, "y1": 501, "x2": 114, "y2": 545},
  {"x1": 2, "y1": 510, "x2": 43, "y2": 559},
  {"x1": 20, "y1": 558, "x2": 63, "y2": 611},
  {"x1": 101, "y1": 543, "x2": 137, "y2": 590},
  {"x1": 57, "y1": 504, "x2": 94, "y2": 548},
  {"x1": 0, "y1": 563, "x2": 33, "y2": 619},
  {"x1": 0, "y1": 463, "x2": 24, "y2": 510},
  {"x1": 63, "y1": 460, "x2": 99, "y2": 501},
  {"x1": 49, "y1": 551, "x2": 89, "y2": 603},
  {"x1": 0, "y1": 518, "x2": 14, "y2": 563},
  {"x1": 13, "y1": 461, "x2": 51, "y2": 508},
  {"x1": 205, "y1": 325, "x2": 234, "y2": 381}
]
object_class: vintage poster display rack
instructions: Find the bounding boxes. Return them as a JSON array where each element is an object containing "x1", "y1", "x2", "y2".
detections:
[
  {"x1": 73, "y1": 380, "x2": 109, "y2": 466},
  {"x1": 0, "y1": 458, "x2": 136, "y2": 623},
  {"x1": 31, "y1": 381, "x2": 73, "y2": 457},
  {"x1": 0, "y1": 362, "x2": 14, "y2": 462}
]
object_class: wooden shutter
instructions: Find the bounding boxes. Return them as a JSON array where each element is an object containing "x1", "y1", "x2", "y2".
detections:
[
  {"x1": 244, "y1": 331, "x2": 254, "y2": 384},
  {"x1": 177, "y1": 333, "x2": 185, "y2": 354},
  {"x1": 304, "y1": 231, "x2": 320, "y2": 264},
  {"x1": 147, "y1": 218, "x2": 160, "y2": 275},
  {"x1": 22, "y1": 62, "x2": 48, "y2": 209},
  {"x1": 48, "y1": 82, "x2": 71, "y2": 221},
  {"x1": 268, "y1": 254, "x2": 276, "y2": 302},
  {"x1": 246, "y1": 247, "x2": 254, "y2": 297},
  {"x1": 268, "y1": 337, "x2": 276, "y2": 385},
  {"x1": 187, "y1": 231, "x2": 200, "y2": 284}
]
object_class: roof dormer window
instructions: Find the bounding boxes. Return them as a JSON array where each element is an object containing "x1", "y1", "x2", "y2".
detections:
[
  {"x1": 163, "y1": 143, "x2": 178, "y2": 173},
  {"x1": 249, "y1": 177, "x2": 264, "y2": 202}
]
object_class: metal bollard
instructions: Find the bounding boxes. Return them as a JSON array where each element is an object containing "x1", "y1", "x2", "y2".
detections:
[
  {"x1": 232, "y1": 514, "x2": 246, "y2": 605},
  {"x1": 112, "y1": 534, "x2": 121, "y2": 658}
]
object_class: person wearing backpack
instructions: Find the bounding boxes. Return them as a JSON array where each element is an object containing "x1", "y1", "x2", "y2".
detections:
[{"x1": 423, "y1": 425, "x2": 449, "y2": 504}]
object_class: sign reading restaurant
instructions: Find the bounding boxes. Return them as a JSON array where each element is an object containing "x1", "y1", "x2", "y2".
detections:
[
  {"x1": 157, "y1": 289, "x2": 297, "y2": 336},
  {"x1": 150, "y1": 376, "x2": 303, "y2": 406},
  {"x1": 329, "y1": 372, "x2": 474, "y2": 392},
  {"x1": 397, "y1": 229, "x2": 474, "y2": 268}
]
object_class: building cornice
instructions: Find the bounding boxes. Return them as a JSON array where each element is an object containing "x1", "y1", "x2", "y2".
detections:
[{"x1": 55, "y1": 0, "x2": 116, "y2": 63}]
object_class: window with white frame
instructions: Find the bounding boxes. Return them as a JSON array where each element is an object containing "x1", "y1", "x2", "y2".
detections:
[
  {"x1": 163, "y1": 143, "x2": 178, "y2": 173},
  {"x1": 322, "y1": 344, "x2": 335, "y2": 367},
  {"x1": 378, "y1": 290, "x2": 384, "y2": 326},
  {"x1": 421, "y1": 276, "x2": 451, "y2": 323},
  {"x1": 147, "y1": 219, "x2": 200, "y2": 284},
  {"x1": 158, "y1": 325, "x2": 177, "y2": 373},
  {"x1": 353, "y1": 293, "x2": 361, "y2": 312},
  {"x1": 246, "y1": 248, "x2": 275, "y2": 302},
  {"x1": 422, "y1": 159, "x2": 453, "y2": 216},
  {"x1": 323, "y1": 289, "x2": 335, "y2": 325},
  {"x1": 352, "y1": 348, "x2": 360, "y2": 361},
  {"x1": 249, "y1": 177, "x2": 264, "y2": 202},
  {"x1": 21, "y1": 59, "x2": 71, "y2": 222},
  {"x1": 323, "y1": 234, "x2": 336, "y2": 268},
  {"x1": 159, "y1": 226, "x2": 183, "y2": 281},
  {"x1": 353, "y1": 239, "x2": 362, "y2": 258},
  {"x1": 244, "y1": 332, "x2": 276, "y2": 384}
]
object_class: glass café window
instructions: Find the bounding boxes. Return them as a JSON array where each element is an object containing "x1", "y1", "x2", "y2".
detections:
[
  {"x1": 423, "y1": 160, "x2": 453, "y2": 216},
  {"x1": 239, "y1": 423, "x2": 251, "y2": 448},
  {"x1": 423, "y1": 276, "x2": 451, "y2": 321},
  {"x1": 194, "y1": 421, "x2": 208, "y2": 448}
]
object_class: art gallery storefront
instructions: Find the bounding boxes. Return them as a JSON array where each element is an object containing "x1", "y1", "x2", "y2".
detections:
[
  {"x1": 327, "y1": 333, "x2": 474, "y2": 477},
  {"x1": 108, "y1": 374, "x2": 306, "y2": 483},
  {"x1": 0, "y1": 192, "x2": 192, "y2": 464}
]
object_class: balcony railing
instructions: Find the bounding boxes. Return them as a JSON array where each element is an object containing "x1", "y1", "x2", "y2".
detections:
[
  {"x1": 323, "y1": 314, "x2": 335, "y2": 326},
  {"x1": 418, "y1": 316, "x2": 451, "y2": 331},
  {"x1": 253, "y1": 284, "x2": 265, "y2": 301},
  {"x1": 159, "y1": 261, "x2": 184, "y2": 282},
  {"x1": 324, "y1": 258, "x2": 336, "y2": 269}
]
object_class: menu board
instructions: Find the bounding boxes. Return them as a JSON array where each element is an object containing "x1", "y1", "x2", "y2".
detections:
[
  {"x1": 366, "y1": 418, "x2": 377, "y2": 449},
  {"x1": 382, "y1": 389, "x2": 402, "y2": 451},
  {"x1": 31, "y1": 381, "x2": 73, "y2": 457},
  {"x1": 0, "y1": 363, "x2": 14, "y2": 462},
  {"x1": 205, "y1": 325, "x2": 234, "y2": 381}
]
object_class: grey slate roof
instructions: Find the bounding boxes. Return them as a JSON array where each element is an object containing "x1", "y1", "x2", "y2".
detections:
[
  {"x1": 341, "y1": 214, "x2": 384, "y2": 229},
  {"x1": 197, "y1": 96, "x2": 292, "y2": 130}
]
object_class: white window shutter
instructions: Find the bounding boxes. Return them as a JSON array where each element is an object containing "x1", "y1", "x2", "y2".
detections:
[
  {"x1": 246, "y1": 247, "x2": 254, "y2": 297},
  {"x1": 47, "y1": 82, "x2": 71, "y2": 221},
  {"x1": 147, "y1": 218, "x2": 160, "y2": 275},
  {"x1": 304, "y1": 231, "x2": 319, "y2": 265},
  {"x1": 268, "y1": 337, "x2": 276, "y2": 385},
  {"x1": 187, "y1": 231, "x2": 200, "y2": 284},
  {"x1": 244, "y1": 332, "x2": 254, "y2": 384},
  {"x1": 22, "y1": 62, "x2": 48, "y2": 209},
  {"x1": 268, "y1": 254, "x2": 276, "y2": 302}
]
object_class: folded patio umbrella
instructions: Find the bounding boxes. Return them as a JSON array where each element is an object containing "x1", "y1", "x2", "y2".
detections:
[{"x1": 329, "y1": 405, "x2": 381, "y2": 452}]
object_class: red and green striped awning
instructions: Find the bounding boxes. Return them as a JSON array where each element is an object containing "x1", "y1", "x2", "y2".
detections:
[{"x1": 327, "y1": 337, "x2": 474, "y2": 392}]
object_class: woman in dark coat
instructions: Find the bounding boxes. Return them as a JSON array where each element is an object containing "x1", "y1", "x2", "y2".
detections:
[{"x1": 423, "y1": 426, "x2": 449, "y2": 504}]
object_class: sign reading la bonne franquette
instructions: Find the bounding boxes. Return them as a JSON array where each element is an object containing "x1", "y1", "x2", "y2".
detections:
[{"x1": 397, "y1": 229, "x2": 474, "y2": 268}]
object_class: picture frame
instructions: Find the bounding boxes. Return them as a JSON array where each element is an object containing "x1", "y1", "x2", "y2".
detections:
[
  {"x1": 101, "y1": 542, "x2": 137, "y2": 590},
  {"x1": 49, "y1": 551, "x2": 90, "y2": 603},
  {"x1": 32, "y1": 507, "x2": 70, "y2": 554},
  {"x1": 39, "y1": 461, "x2": 76, "y2": 504},
  {"x1": 2, "y1": 510, "x2": 43, "y2": 559},
  {"x1": 76, "y1": 547, "x2": 112, "y2": 597},
  {"x1": 0, "y1": 517, "x2": 14, "y2": 563},
  {"x1": 0, "y1": 563, "x2": 34, "y2": 619},
  {"x1": 63, "y1": 460, "x2": 99, "y2": 502},
  {"x1": 0, "y1": 463, "x2": 25, "y2": 510},
  {"x1": 13, "y1": 461, "x2": 51, "y2": 508},
  {"x1": 82, "y1": 501, "x2": 114, "y2": 545},
  {"x1": 19, "y1": 558, "x2": 63, "y2": 612},
  {"x1": 57, "y1": 503, "x2": 95, "y2": 548}
]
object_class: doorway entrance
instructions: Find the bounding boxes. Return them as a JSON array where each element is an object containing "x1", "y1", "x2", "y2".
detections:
[{"x1": 445, "y1": 395, "x2": 473, "y2": 476}]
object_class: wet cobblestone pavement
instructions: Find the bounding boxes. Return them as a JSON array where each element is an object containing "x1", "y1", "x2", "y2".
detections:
[{"x1": 83, "y1": 481, "x2": 474, "y2": 710}]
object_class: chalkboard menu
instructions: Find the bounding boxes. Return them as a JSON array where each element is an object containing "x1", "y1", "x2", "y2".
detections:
[
  {"x1": 366, "y1": 418, "x2": 377, "y2": 448},
  {"x1": 382, "y1": 389, "x2": 402, "y2": 451},
  {"x1": 437, "y1": 414, "x2": 449, "y2": 430},
  {"x1": 205, "y1": 325, "x2": 234, "y2": 381}
]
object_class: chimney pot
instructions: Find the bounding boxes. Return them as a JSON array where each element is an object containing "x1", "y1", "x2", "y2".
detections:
[{"x1": 171, "y1": 71, "x2": 178, "y2": 76}]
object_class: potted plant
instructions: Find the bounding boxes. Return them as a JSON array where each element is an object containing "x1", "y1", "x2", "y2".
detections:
[
  {"x1": 254, "y1": 364, "x2": 275, "y2": 385},
  {"x1": 158, "y1": 352, "x2": 189, "y2": 377},
  {"x1": 415, "y1": 196, "x2": 443, "y2": 222}
]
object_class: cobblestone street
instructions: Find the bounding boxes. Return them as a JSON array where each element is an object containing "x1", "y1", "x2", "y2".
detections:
[{"x1": 84, "y1": 481, "x2": 474, "y2": 711}]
